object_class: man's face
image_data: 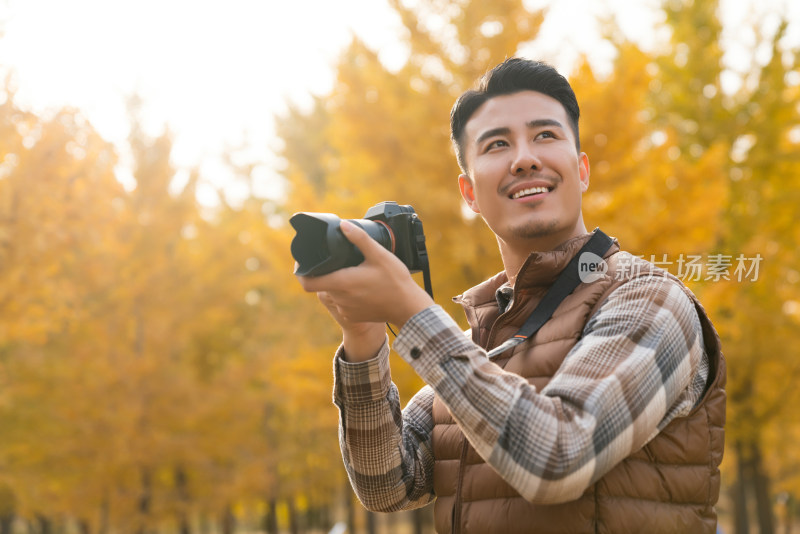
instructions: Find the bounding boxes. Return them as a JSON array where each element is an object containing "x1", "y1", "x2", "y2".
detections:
[{"x1": 458, "y1": 90, "x2": 590, "y2": 251}]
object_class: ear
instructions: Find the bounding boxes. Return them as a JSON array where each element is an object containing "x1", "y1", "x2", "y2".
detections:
[
  {"x1": 458, "y1": 174, "x2": 480, "y2": 214},
  {"x1": 578, "y1": 152, "x2": 590, "y2": 193}
]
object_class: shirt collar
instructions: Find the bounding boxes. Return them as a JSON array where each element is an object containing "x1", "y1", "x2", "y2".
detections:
[{"x1": 495, "y1": 282, "x2": 514, "y2": 313}]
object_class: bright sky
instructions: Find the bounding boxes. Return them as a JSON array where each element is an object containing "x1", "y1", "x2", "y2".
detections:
[{"x1": 0, "y1": 0, "x2": 796, "y2": 204}]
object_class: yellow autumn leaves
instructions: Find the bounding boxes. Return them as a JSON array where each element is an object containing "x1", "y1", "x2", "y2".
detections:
[{"x1": 0, "y1": 0, "x2": 799, "y2": 531}]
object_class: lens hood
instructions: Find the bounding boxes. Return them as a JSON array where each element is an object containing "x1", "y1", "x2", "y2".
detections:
[{"x1": 290, "y1": 213, "x2": 360, "y2": 276}]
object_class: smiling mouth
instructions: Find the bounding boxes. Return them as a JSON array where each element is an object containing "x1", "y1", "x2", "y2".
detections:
[{"x1": 511, "y1": 186, "x2": 554, "y2": 199}]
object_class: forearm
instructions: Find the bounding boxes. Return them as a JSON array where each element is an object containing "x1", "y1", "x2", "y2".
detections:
[
  {"x1": 341, "y1": 323, "x2": 387, "y2": 362},
  {"x1": 393, "y1": 280, "x2": 704, "y2": 504},
  {"x1": 333, "y1": 341, "x2": 435, "y2": 511}
]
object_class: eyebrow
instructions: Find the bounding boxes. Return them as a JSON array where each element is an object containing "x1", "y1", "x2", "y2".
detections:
[
  {"x1": 527, "y1": 119, "x2": 564, "y2": 130},
  {"x1": 474, "y1": 119, "x2": 565, "y2": 146}
]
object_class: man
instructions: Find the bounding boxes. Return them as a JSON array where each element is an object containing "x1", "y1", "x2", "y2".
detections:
[{"x1": 296, "y1": 58, "x2": 725, "y2": 533}]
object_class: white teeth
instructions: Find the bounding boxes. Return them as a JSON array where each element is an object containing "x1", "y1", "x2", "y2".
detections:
[{"x1": 512, "y1": 186, "x2": 550, "y2": 199}]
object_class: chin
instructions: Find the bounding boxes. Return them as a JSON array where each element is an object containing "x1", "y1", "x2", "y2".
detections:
[{"x1": 511, "y1": 219, "x2": 562, "y2": 240}]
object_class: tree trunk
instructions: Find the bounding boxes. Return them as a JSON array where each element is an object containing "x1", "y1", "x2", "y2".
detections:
[
  {"x1": 0, "y1": 485, "x2": 15, "y2": 534},
  {"x1": 36, "y1": 515, "x2": 52, "y2": 534},
  {"x1": 176, "y1": 467, "x2": 192, "y2": 534},
  {"x1": 345, "y1": 484, "x2": 356, "y2": 534},
  {"x1": 304, "y1": 503, "x2": 330, "y2": 531},
  {"x1": 99, "y1": 495, "x2": 110, "y2": 534},
  {"x1": 178, "y1": 514, "x2": 192, "y2": 534},
  {"x1": 263, "y1": 499, "x2": 278, "y2": 534},
  {"x1": 137, "y1": 468, "x2": 152, "y2": 534},
  {"x1": 412, "y1": 508, "x2": 425, "y2": 534},
  {"x1": 734, "y1": 440, "x2": 751, "y2": 534},
  {"x1": 365, "y1": 509, "x2": 377, "y2": 534},
  {"x1": 752, "y1": 442, "x2": 775, "y2": 534},
  {"x1": 305, "y1": 502, "x2": 317, "y2": 531},
  {"x1": 779, "y1": 493, "x2": 793, "y2": 534},
  {"x1": 221, "y1": 505, "x2": 235, "y2": 534},
  {"x1": 287, "y1": 498, "x2": 299, "y2": 534},
  {"x1": 199, "y1": 514, "x2": 213, "y2": 534},
  {"x1": 320, "y1": 504, "x2": 332, "y2": 531}
]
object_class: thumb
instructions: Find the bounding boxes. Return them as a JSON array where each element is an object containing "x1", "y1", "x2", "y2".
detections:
[{"x1": 339, "y1": 219, "x2": 386, "y2": 260}]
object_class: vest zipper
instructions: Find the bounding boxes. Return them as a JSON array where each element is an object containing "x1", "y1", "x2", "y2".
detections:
[
  {"x1": 485, "y1": 298, "x2": 528, "y2": 356},
  {"x1": 452, "y1": 437, "x2": 470, "y2": 534}
]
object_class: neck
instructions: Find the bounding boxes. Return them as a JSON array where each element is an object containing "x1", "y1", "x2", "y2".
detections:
[{"x1": 499, "y1": 222, "x2": 589, "y2": 284}]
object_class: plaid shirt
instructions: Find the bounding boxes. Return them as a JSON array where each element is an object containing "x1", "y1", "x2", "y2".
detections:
[{"x1": 333, "y1": 275, "x2": 708, "y2": 510}]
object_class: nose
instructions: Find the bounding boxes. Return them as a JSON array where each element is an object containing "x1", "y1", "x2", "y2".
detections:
[{"x1": 511, "y1": 143, "x2": 542, "y2": 175}]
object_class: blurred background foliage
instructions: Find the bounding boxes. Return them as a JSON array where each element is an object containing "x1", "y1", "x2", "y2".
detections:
[{"x1": 0, "y1": 0, "x2": 799, "y2": 532}]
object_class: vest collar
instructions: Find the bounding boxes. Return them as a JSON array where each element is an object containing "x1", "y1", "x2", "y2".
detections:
[{"x1": 454, "y1": 230, "x2": 619, "y2": 310}]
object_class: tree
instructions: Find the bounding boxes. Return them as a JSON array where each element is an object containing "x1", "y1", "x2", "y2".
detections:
[
  {"x1": 0, "y1": 86, "x2": 328, "y2": 530},
  {"x1": 648, "y1": 1, "x2": 800, "y2": 532}
]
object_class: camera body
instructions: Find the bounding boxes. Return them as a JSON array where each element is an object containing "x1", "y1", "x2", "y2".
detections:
[{"x1": 290, "y1": 201, "x2": 429, "y2": 277}]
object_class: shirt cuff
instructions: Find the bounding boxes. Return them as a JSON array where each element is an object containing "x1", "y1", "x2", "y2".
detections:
[
  {"x1": 393, "y1": 305, "x2": 481, "y2": 379},
  {"x1": 333, "y1": 335, "x2": 392, "y2": 404}
]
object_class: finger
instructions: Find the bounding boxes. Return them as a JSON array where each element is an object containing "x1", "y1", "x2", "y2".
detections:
[
  {"x1": 339, "y1": 220, "x2": 392, "y2": 261},
  {"x1": 297, "y1": 273, "x2": 333, "y2": 293},
  {"x1": 297, "y1": 267, "x2": 359, "y2": 293}
]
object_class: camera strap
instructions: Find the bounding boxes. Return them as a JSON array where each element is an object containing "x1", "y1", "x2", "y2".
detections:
[
  {"x1": 386, "y1": 235, "x2": 434, "y2": 338},
  {"x1": 419, "y1": 243, "x2": 433, "y2": 300},
  {"x1": 410, "y1": 217, "x2": 434, "y2": 300},
  {"x1": 486, "y1": 229, "x2": 613, "y2": 359}
]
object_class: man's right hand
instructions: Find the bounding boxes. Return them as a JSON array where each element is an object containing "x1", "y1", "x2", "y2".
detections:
[
  {"x1": 296, "y1": 220, "x2": 434, "y2": 362},
  {"x1": 316, "y1": 290, "x2": 387, "y2": 362}
]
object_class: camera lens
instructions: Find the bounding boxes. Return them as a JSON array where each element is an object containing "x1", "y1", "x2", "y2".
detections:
[
  {"x1": 290, "y1": 213, "x2": 392, "y2": 276},
  {"x1": 290, "y1": 213, "x2": 336, "y2": 273}
]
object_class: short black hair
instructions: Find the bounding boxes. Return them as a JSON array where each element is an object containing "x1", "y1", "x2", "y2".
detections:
[{"x1": 450, "y1": 58, "x2": 581, "y2": 173}]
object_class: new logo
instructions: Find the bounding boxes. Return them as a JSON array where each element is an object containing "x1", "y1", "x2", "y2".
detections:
[{"x1": 578, "y1": 252, "x2": 608, "y2": 283}]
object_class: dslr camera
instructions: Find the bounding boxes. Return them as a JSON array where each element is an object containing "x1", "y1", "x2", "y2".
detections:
[{"x1": 290, "y1": 201, "x2": 432, "y2": 297}]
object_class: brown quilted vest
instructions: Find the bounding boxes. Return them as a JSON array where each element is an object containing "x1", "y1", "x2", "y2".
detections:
[{"x1": 432, "y1": 233, "x2": 726, "y2": 534}]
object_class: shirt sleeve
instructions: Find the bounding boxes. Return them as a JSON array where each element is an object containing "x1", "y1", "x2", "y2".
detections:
[
  {"x1": 332, "y1": 337, "x2": 436, "y2": 512},
  {"x1": 392, "y1": 275, "x2": 707, "y2": 504}
]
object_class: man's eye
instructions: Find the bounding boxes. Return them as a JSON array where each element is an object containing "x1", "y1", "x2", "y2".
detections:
[
  {"x1": 487, "y1": 140, "x2": 508, "y2": 150},
  {"x1": 537, "y1": 131, "x2": 556, "y2": 140}
]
